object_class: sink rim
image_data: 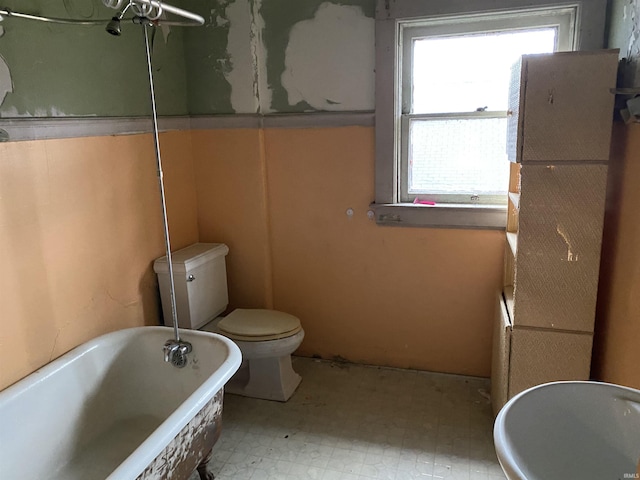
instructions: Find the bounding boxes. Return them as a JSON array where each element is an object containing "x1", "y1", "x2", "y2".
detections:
[{"x1": 494, "y1": 380, "x2": 640, "y2": 480}]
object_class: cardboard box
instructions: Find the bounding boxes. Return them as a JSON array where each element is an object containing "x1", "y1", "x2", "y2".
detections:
[
  {"x1": 491, "y1": 294, "x2": 593, "y2": 415},
  {"x1": 511, "y1": 164, "x2": 608, "y2": 332},
  {"x1": 507, "y1": 50, "x2": 619, "y2": 163}
]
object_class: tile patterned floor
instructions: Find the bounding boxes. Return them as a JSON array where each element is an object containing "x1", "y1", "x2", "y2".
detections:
[{"x1": 196, "y1": 357, "x2": 506, "y2": 480}]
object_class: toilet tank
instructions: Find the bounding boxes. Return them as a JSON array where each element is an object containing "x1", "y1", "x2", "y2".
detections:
[{"x1": 153, "y1": 243, "x2": 229, "y2": 330}]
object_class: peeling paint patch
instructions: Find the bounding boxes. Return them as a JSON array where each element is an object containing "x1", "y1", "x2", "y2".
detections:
[
  {"x1": 0, "y1": 54, "x2": 11, "y2": 108},
  {"x1": 0, "y1": 106, "x2": 68, "y2": 117},
  {"x1": 611, "y1": 0, "x2": 640, "y2": 86},
  {"x1": 623, "y1": 0, "x2": 639, "y2": 58},
  {"x1": 136, "y1": 390, "x2": 224, "y2": 480},
  {"x1": 216, "y1": 15, "x2": 230, "y2": 27},
  {"x1": 204, "y1": 3, "x2": 233, "y2": 76},
  {"x1": 182, "y1": 0, "x2": 234, "y2": 113},
  {"x1": 207, "y1": 0, "x2": 232, "y2": 27},
  {"x1": 225, "y1": 0, "x2": 260, "y2": 113},
  {"x1": 251, "y1": 0, "x2": 271, "y2": 113},
  {"x1": 223, "y1": 0, "x2": 271, "y2": 113},
  {"x1": 281, "y1": 3, "x2": 374, "y2": 111},
  {"x1": 159, "y1": 13, "x2": 172, "y2": 44}
]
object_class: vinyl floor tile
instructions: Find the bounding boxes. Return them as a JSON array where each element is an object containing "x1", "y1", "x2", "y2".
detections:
[{"x1": 190, "y1": 357, "x2": 506, "y2": 480}]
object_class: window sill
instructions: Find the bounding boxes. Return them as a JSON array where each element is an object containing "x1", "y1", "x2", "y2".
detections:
[{"x1": 369, "y1": 202, "x2": 507, "y2": 229}]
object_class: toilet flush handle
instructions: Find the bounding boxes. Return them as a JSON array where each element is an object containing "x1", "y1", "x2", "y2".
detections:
[{"x1": 187, "y1": 274, "x2": 196, "y2": 282}]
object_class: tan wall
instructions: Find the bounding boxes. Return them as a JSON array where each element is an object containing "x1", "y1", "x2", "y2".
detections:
[
  {"x1": 6, "y1": 123, "x2": 636, "y2": 388},
  {"x1": 593, "y1": 123, "x2": 640, "y2": 389},
  {"x1": 192, "y1": 127, "x2": 505, "y2": 377},
  {"x1": 0, "y1": 131, "x2": 199, "y2": 390},
  {"x1": 191, "y1": 129, "x2": 273, "y2": 310}
]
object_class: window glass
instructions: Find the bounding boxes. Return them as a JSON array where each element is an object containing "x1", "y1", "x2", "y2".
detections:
[
  {"x1": 412, "y1": 29, "x2": 558, "y2": 114},
  {"x1": 404, "y1": 27, "x2": 557, "y2": 204},
  {"x1": 409, "y1": 117, "x2": 508, "y2": 199}
]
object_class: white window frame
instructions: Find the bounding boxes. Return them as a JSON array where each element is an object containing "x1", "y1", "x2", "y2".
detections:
[
  {"x1": 400, "y1": 11, "x2": 575, "y2": 205},
  {"x1": 372, "y1": 0, "x2": 607, "y2": 229}
]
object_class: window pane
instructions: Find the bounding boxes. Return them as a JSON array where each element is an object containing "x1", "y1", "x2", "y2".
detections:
[
  {"x1": 409, "y1": 117, "x2": 509, "y2": 196},
  {"x1": 412, "y1": 29, "x2": 556, "y2": 113}
]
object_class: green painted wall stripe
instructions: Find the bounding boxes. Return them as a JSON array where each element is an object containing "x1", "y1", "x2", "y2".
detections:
[
  {"x1": 0, "y1": 0, "x2": 188, "y2": 117},
  {"x1": 182, "y1": 0, "x2": 234, "y2": 114}
]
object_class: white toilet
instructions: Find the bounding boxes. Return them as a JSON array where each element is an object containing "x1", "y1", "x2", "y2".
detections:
[{"x1": 153, "y1": 243, "x2": 304, "y2": 401}]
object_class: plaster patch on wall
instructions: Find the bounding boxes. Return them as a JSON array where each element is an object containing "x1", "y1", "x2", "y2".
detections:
[
  {"x1": 0, "y1": 54, "x2": 12, "y2": 108},
  {"x1": 624, "y1": 0, "x2": 640, "y2": 87},
  {"x1": 0, "y1": 105, "x2": 68, "y2": 117},
  {"x1": 251, "y1": 0, "x2": 271, "y2": 113},
  {"x1": 280, "y1": 2, "x2": 374, "y2": 111},
  {"x1": 205, "y1": 0, "x2": 233, "y2": 78},
  {"x1": 225, "y1": 0, "x2": 260, "y2": 113},
  {"x1": 207, "y1": 0, "x2": 232, "y2": 25},
  {"x1": 622, "y1": 0, "x2": 639, "y2": 57},
  {"x1": 216, "y1": 15, "x2": 230, "y2": 27}
]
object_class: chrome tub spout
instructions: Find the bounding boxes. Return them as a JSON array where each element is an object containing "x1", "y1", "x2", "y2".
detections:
[{"x1": 163, "y1": 339, "x2": 192, "y2": 368}]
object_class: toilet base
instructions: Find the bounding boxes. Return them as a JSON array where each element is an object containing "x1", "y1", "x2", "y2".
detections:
[{"x1": 225, "y1": 355, "x2": 302, "y2": 402}]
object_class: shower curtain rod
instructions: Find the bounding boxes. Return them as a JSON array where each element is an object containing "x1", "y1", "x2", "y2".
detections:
[
  {"x1": 105, "y1": 0, "x2": 204, "y2": 25},
  {"x1": 0, "y1": 7, "x2": 106, "y2": 25},
  {"x1": 0, "y1": 0, "x2": 204, "y2": 27}
]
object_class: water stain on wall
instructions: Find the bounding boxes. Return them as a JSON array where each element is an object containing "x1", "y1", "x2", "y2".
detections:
[{"x1": 280, "y1": 3, "x2": 374, "y2": 111}]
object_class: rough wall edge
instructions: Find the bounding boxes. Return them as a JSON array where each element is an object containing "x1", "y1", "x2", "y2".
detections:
[
  {"x1": 0, "y1": 112, "x2": 375, "y2": 141},
  {"x1": 0, "y1": 116, "x2": 192, "y2": 142}
]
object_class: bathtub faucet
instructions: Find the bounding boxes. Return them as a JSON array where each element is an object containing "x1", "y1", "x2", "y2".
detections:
[{"x1": 163, "y1": 339, "x2": 192, "y2": 368}]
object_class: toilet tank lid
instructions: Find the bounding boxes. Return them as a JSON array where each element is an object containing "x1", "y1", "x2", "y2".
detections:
[{"x1": 153, "y1": 243, "x2": 229, "y2": 274}]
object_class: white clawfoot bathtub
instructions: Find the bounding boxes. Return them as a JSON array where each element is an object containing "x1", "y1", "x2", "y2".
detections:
[{"x1": 0, "y1": 327, "x2": 241, "y2": 480}]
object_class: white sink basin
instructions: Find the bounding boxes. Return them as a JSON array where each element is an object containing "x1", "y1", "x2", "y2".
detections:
[{"x1": 494, "y1": 381, "x2": 640, "y2": 480}]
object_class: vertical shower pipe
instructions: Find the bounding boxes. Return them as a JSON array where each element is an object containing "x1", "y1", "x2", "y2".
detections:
[{"x1": 142, "y1": 21, "x2": 181, "y2": 342}]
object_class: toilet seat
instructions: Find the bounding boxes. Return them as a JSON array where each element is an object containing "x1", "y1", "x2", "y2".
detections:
[{"x1": 218, "y1": 309, "x2": 302, "y2": 341}]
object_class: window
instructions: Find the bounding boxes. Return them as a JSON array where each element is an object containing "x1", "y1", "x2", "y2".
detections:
[
  {"x1": 402, "y1": 22, "x2": 563, "y2": 204},
  {"x1": 373, "y1": 0, "x2": 607, "y2": 228}
]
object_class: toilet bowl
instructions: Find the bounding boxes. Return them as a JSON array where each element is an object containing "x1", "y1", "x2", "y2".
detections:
[
  {"x1": 202, "y1": 309, "x2": 304, "y2": 401},
  {"x1": 153, "y1": 243, "x2": 304, "y2": 402}
]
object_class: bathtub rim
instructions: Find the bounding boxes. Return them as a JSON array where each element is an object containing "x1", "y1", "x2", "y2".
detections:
[{"x1": 0, "y1": 326, "x2": 242, "y2": 480}]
